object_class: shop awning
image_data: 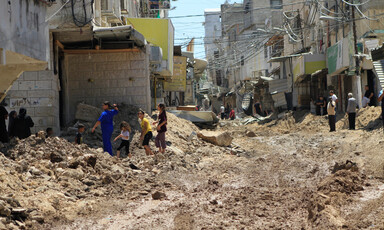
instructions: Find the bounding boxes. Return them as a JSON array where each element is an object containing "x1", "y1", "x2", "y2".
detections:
[{"x1": 293, "y1": 54, "x2": 326, "y2": 83}]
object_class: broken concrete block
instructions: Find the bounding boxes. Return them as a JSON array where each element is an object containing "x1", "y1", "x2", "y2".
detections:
[
  {"x1": 75, "y1": 103, "x2": 102, "y2": 122},
  {"x1": 197, "y1": 131, "x2": 233, "y2": 147}
]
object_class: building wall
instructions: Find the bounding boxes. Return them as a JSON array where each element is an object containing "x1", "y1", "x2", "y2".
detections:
[
  {"x1": 62, "y1": 49, "x2": 151, "y2": 124},
  {"x1": 5, "y1": 70, "x2": 60, "y2": 135},
  {"x1": 0, "y1": 0, "x2": 49, "y2": 61}
]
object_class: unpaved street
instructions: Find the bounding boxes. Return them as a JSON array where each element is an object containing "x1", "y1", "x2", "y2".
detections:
[{"x1": 53, "y1": 109, "x2": 384, "y2": 229}]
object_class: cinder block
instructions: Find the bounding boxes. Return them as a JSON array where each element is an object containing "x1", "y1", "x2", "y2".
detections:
[
  {"x1": 38, "y1": 71, "x2": 54, "y2": 80},
  {"x1": 117, "y1": 79, "x2": 131, "y2": 88},
  {"x1": 35, "y1": 80, "x2": 52, "y2": 90},
  {"x1": 24, "y1": 72, "x2": 38, "y2": 81},
  {"x1": 131, "y1": 95, "x2": 147, "y2": 104},
  {"x1": 9, "y1": 82, "x2": 19, "y2": 91},
  {"x1": 105, "y1": 53, "x2": 127, "y2": 62},
  {"x1": 88, "y1": 54, "x2": 107, "y2": 62},
  {"x1": 132, "y1": 78, "x2": 148, "y2": 87},
  {"x1": 18, "y1": 81, "x2": 35, "y2": 90},
  {"x1": 130, "y1": 61, "x2": 145, "y2": 70},
  {"x1": 7, "y1": 90, "x2": 28, "y2": 98},
  {"x1": 35, "y1": 107, "x2": 55, "y2": 117},
  {"x1": 28, "y1": 90, "x2": 54, "y2": 98},
  {"x1": 69, "y1": 81, "x2": 80, "y2": 89}
]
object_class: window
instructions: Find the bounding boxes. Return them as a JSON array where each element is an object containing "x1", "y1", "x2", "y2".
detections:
[{"x1": 270, "y1": 0, "x2": 282, "y2": 9}]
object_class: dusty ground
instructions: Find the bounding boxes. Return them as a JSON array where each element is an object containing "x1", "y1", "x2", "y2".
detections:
[
  {"x1": 40, "y1": 107, "x2": 384, "y2": 230},
  {"x1": 0, "y1": 108, "x2": 384, "y2": 230}
]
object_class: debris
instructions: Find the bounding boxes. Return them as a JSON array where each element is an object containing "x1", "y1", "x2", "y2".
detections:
[
  {"x1": 197, "y1": 131, "x2": 233, "y2": 147},
  {"x1": 152, "y1": 191, "x2": 166, "y2": 200}
]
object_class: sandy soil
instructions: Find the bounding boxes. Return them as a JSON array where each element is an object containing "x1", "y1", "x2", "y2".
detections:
[{"x1": 49, "y1": 107, "x2": 384, "y2": 229}]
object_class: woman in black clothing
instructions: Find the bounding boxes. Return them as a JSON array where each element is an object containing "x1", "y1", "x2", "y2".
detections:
[
  {"x1": 10, "y1": 108, "x2": 34, "y2": 139},
  {"x1": 8, "y1": 111, "x2": 17, "y2": 137},
  {"x1": 0, "y1": 105, "x2": 8, "y2": 143}
]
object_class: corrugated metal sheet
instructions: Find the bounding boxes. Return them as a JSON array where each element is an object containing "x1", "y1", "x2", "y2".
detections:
[
  {"x1": 272, "y1": 92, "x2": 287, "y2": 107},
  {"x1": 373, "y1": 60, "x2": 384, "y2": 89},
  {"x1": 269, "y1": 79, "x2": 289, "y2": 93},
  {"x1": 269, "y1": 79, "x2": 289, "y2": 107}
]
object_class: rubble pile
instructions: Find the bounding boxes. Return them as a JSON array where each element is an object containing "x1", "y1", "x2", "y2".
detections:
[{"x1": 0, "y1": 106, "x2": 235, "y2": 229}]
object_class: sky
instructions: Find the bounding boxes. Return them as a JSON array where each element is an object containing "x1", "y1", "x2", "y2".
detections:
[{"x1": 169, "y1": 0, "x2": 233, "y2": 60}]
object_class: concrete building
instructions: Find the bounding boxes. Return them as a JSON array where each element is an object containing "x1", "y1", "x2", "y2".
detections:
[
  {"x1": 204, "y1": 9, "x2": 222, "y2": 85},
  {"x1": 3, "y1": 0, "x2": 174, "y2": 135},
  {"x1": 0, "y1": 1, "x2": 56, "y2": 134}
]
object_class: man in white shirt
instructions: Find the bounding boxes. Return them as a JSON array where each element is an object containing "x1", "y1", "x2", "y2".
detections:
[
  {"x1": 329, "y1": 90, "x2": 338, "y2": 103},
  {"x1": 220, "y1": 105, "x2": 225, "y2": 120}
]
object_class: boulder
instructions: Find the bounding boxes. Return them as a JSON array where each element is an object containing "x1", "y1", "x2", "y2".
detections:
[
  {"x1": 152, "y1": 191, "x2": 166, "y2": 200},
  {"x1": 246, "y1": 131, "x2": 256, "y2": 137},
  {"x1": 75, "y1": 103, "x2": 102, "y2": 122},
  {"x1": 197, "y1": 131, "x2": 233, "y2": 147}
]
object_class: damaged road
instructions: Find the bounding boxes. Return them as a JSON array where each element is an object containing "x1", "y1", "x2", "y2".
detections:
[{"x1": 1, "y1": 107, "x2": 384, "y2": 229}]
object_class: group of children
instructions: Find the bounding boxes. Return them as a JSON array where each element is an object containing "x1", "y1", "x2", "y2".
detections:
[{"x1": 73, "y1": 103, "x2": 168, "y2": 159}]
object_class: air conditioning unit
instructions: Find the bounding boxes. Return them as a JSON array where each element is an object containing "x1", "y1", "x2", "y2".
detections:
[{"x1": 150, "y1": 46, "x2": 163, "y2": 64}]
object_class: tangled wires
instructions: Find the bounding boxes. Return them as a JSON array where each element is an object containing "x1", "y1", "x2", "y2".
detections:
[{"x1": 70, "y1": 0, "x2": 94, "y2": 27}]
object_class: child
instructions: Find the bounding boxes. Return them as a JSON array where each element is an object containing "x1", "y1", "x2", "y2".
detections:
[
  {"x1": 138, "y1": 110, "x2": 153, "y2": 156},
  {"x1": 114, "y1": 121, "x2": 131, "y2": 158},
  {"x1": 75, "y1": 124, "x2": 85, "y2": 145},
  {"x1": 153, "y1": 103, "x2": 167, "y2": 154},
  {"x1": 46, "y1": 127, "x2": 53, "y2": 138}
]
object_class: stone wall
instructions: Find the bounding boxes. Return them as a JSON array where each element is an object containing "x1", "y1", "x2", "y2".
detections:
[
  {"x1": 62, "y1": 48, "x2": 151, "y2": 124},
  {"x1": 4, "y1": 70, "x2": 60, "y2": 135}
]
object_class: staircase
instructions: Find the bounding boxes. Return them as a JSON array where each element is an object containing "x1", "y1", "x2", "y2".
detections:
[{"x1": 373, "y1": 60, "x2": 384, "y2": 89}]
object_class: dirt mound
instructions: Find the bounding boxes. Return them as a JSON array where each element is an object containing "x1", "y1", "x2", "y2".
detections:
[
  {"x1": 308, "y1": 169, "x2": 366, "y2": 229},
  {"x1": 62, "y1": 103, "x2": 200, "y2": 156},
  {"x1": 337, "y1": 106, "x2": 382, "y2": 130},
  {"x1": 318, "y1": 170, "x2": 365, "y2": 195}
]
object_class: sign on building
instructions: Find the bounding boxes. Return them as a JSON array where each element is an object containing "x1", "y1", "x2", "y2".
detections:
[
  {"x1": 149, "y1": 0, "x2": 170, "y2": 10},
  {"x1": 164, "y1": 56, "x2": 187, "y2": 92}
]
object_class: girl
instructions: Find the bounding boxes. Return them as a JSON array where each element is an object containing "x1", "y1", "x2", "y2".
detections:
[
  {"x1": 92, "y1": 101, "x2": 119, "y2": 156},
  {"x1": 153, "y1": 103, "x2": 167, "y2": 154},
  {"x1": 114, "y1": 121, "x2": 131, "y2": 158},
  {"x1": 138, "y1": 110, "x2": 153, "y2": 156}
]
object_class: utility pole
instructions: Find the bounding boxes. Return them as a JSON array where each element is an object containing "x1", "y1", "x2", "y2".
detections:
[
  {"x1": 297, "y1": 9, "x2": 305, "y2": 50},
  {"x1": 351, "y1": 4, "x2": 363, "y2": 108}
]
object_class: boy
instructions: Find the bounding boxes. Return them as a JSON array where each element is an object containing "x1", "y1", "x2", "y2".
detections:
[
  {"x1": 75, "y1": 124, "x2": 85, "y2": 145},
  {"x1": 46, "y1": 127, "x2": 53, "y2": 138}
]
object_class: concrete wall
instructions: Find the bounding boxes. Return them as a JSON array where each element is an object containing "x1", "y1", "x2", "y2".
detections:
[
  {"x1": 4, "y1": 70, "x2": 60, "y2": 135},
  {"x1": 62, "y1": 48, "x2": 151, "y2": 124},
  {"x1": 0, "y1": 0, "x2": 49, "y2": 62}
]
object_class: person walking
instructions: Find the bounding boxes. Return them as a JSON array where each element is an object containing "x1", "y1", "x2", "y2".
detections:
[
  {"x1": 327, "y1": 97, "x2": 336, "y2": 132},
  {"x1": 138, "y1": 110, "x2": 153, "y2": 156},
  {"x1": 346, "y1": 93, "x2": 358, "y2": 130},
  {"x1": 114, "y1": 121, "x2": 131, "y2": 158},
  {"x1": 0, "y1": 105, "x2": 8, "y2": 143},
  {"x1": 10, "y1": 108, "x2": 34, "y2": 139},
  {"x1": 153, "y1": 103, "x2": 167, "y2": 154},
  {"x1": 92, "y1": 101, "x2": 119, "y2": 156},
  {"x1": 362, "y1": 85, "x2": 374, "y2": 108}
]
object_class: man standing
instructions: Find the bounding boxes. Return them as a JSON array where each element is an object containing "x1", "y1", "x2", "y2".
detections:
[
  {"x1": 327, "y1": 97, "x2": 336, "y2": 132},
  {"x1": 329, "y1": 90, "x2": 338, "y2": 103},
  {"x1": 346, "y1": 93, "x2": 358, "y2": 130},
  {"x1": 362, "y1": 85, "x2": 373, "y2": 108},
  {"x1": 378, "y1": 89, "x2": 384, "y2": 129}
]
